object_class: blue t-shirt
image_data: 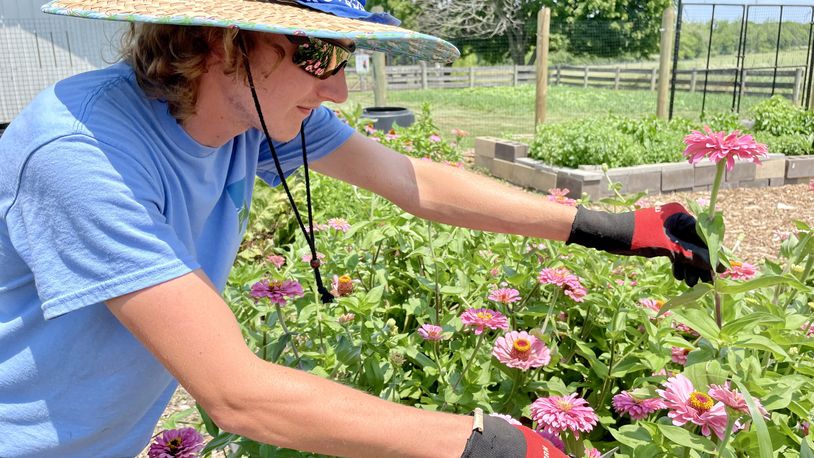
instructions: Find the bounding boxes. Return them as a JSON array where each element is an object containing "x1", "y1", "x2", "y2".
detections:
[{"x1": 0, "y1": 62, "x2": 354, "y2": 456}]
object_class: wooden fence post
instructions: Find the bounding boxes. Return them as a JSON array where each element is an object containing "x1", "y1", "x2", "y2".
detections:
[
  {"x1": 657, "y1": 5, "x2": 675, "y2": 119},
  {"x1": 650, "y1": 68, "x2": 657, "y2": 91},
  {"x1": 556, "y1": 65, "x2": 561, "y2": 84},
  {"x1": 792, "y1": 67, "x2": 803, "y2": 105},
  {"x1": 513, "y1": 64, "x2": 519, "y2": 86},
  {"x1": 614, "y1": 67, "x2": 621, "y2": 90},
  {"x1": 371, "y1": 6, "x2": 388, "y2": 106},
  {"x1": 690, "y1": 68, "x2": 697, "y2": 93},
  {"x1": 420, "y1": 61, "x2": 428, "y2": 90},
  {"x1": 740, "y1": 69, "x2": 748, "y2": 95},
  {"x1": 535, "y1": 7, "x2": 550, "y2": 125},
  {"x1": 469, "y1": 66, "x2": 475, "y2": 88},
  {"x1": 583, "y1": 66, "x2": 590, "y2": 88}
]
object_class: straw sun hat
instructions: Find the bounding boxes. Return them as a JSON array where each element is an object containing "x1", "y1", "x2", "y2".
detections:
[{"x1": 41, "y1": 0, "x2": 460, "y2": 62}]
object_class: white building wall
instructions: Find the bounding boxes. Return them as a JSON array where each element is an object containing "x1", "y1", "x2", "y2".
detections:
[{"x1": 1, "y1": 0, "x2": 123, "y2": 124}]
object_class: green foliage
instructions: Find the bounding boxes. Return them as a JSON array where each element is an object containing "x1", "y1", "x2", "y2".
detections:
[{"x1": 748, "y1": 97, "x2": 814, "y2": 156}]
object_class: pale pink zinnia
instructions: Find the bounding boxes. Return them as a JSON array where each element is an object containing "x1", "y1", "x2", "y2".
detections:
[
  {"x1": 546, "y1": 188, "x2": 578, "y2": 207},
  {"x1": 148, "y1": 427, "x2": 205, "y2": 458},
  {"x1": 488, "y1": 413, "x2": 522, "y2": 426},
  {"x1": 337, "y1": 312, "x2": 355, "y2": 325},
  {"x1": 250, "y1": 279, "x2": 304, "y2": 305},
  {"x1": 612, "y1": 391, "x2": 666, "y2": 420},
  {"x1": 327, "y1": 217, "x2": 351, "y2": 232},
  {"x1": 709, "y1": 381, "x2": 769, "y2": 418},
  {"x1": 639, "y1": 298, "x2": 670, "y2": 318},
  {"x1": 673, "y1": 321, "x2": 700, "y2": 337},
  {"x1": 492, "y1": 331, "x2": 551, "y2": 370},
  {"x1": 488, "y1": 287, "x2": 521, "y2": 304},
  {"x1": 720, "y1": 261, "x2": 757, "y2": 280},
  {"x1": 417, "y1": 323, "x2": 446, "y2": 341},
  {"x1": 266, "y1": 254, "x2": 286, "y2": 269},
  {"x1": 683, "y1": 126, "x2": 768, "y2": 172},
  {"x1": 803, "y1": 323, "x2": 814, "y2": 337},
  {"x1": 538, "y1": 267, "x2": 587, "y2": 302},
  {"x1": 301, "y1": 252, "x2": 326, "y2": 263},
  {"x1": 656, "y1": 374, "x2": 729, "y2": 440},
  {"x1": 460, "y1": 308, "x2": 509, "y2": 335},
  {"x1": 429, "y1": 134, "x2": 442, "y2": 142},
  {"x1": 584, "y1": 448, "x2": 601, "y2": 458},
  {"x1": 531, "y1": 393, "x2": 598, "y2": 438},
  {"x1": 671, "y1": 347, "x2": 690, "y2": 365}
]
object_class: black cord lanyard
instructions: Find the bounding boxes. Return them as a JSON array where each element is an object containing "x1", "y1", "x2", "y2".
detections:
[{"x1": 241, "y1": 43, "x2": 334, "y2": 304}]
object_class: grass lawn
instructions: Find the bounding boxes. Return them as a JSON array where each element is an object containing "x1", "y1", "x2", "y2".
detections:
[{"x1": 328, "y1": 84, "x2": 772, "y2": 147}]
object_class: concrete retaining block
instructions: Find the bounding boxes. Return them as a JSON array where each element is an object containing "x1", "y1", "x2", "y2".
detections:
[
  {"x1": 786, "y1": 156, "x2": 814, "y2": 179},
  {"x1": 474, "y1": 154, "x2": 493, "y2": 170},
  {"x1": 770, "y1": 177, "x2": 786, "y2": 187},
  {"x1": 494, "y1": 140, "x2": 529, "y2": 162},
  {"x1": 491, "y1": 158, "x2": 515, "y2": 181},
  {"x1": 754, "y1": 154, "x2": 786, "y2": 180},
  {"x1": 556, "y1": 169, "x2": 603, "y2": 199},
  {"x1": 474, "y1": 136, "x2": 501, "y2": 158},
  {"x1": 725, "y1": 161, "x2": 756, "y2": 183},
  {"x1": 742, "y1": 179, "x2": 770, "y2": 188},
  {"x1": 605, "y1": 164, "x2": 662, "y2": 195},
  {"x1": 661, "y1": 163, "x2": 695, "y2": 192},
  {"x1": 694, "y1": 161, "x2": 718, "y2": 186}
]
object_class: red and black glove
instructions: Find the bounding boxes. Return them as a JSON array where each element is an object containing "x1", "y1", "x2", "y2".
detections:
[
  {"x1": 566, "y1": 203, "x2": 716, "y2": 286},
  {"x1": 460, "y1": 415, "x2": 568, "y2": 458}
]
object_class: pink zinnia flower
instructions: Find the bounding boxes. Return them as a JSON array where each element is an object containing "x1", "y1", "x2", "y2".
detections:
[
  {"x1": 337, "y1": 312, "x2": 355, "y2": 325},
  {"x1": 803, "y1": 323, "x2": 814, "y2": 337},
  {"x1": 330, "y1": 274, "x2": 354, "y2": 297},
  {"x1": 546, "y1": 188, "x2": 577, "y2": 207},
  {"x1": 535, "y1": 430, "x2": 566, "y2": 453},
  {"x1": 673, "y1": 321, "x2": 699, "y2": 337},
  {"x1": 266, "y1": 254, "x2": 286, "y2": 269},
  {"x1": 584, "y1": 448, "x2": 602, "y2": 458},
  {"x1": 488, "y1": 287, "x2": 521, "y2": 304},
  {"x1": 489, "y1": 413, "x2": 521, "y2": 426},
  {"x1": 720, "y1": 261, "x2": 757, "y2": 280},
  {"x1": 148, "y1": 427, "x2": 205, "y2": 458},
  {"x1": 417, "y1": 323, "x2": 446, "y2": 341},
  {"x1": 492, "y1": 331, "x2": 551, "y2": 370},
  {"x1": 709, "y1": 381, "x2": 769, "y2": 418},
  {"x1": 798, "y1": 421, "x2": 810, "y2": 436},
  {"x1": 538, "y1": 267, "x2": 587, "y2": 302},
  {"x1": 810, "y1": 178, "x2": 814, "y2": 192},
  {"x1": 301, "y1": 252, "x2": 326, "y2": 263},
  {"x1": 531, "y1": 393, "x2": 598, "y2": 438},
  {"x1": 364, "y1": 124, "x2": 377, "y2": 135},
  {"x1": 429, "y1": 134, "x2": 442, "y2": 142},
  {"x1": 639, "y1": 298, "x2": 670, "y2": 318},
  {"x1": 250, "y1": 279, "x2": 304, "y2": 305},
  {"x1": 683, "y1": 126, "x2": 768, "y2": 172},
  {"x1": 772, "y1": 229, "x2": 792, "y2": 242},
  {"x1": 327, "y1": 217, "x2": 351, "y2": 232},
  {"x1": 656, "y1": 374, "x2": 729, "y2": 440},
  {"x1": 671, "y1": 347, "x2": 690, "y2": 365},
  {"x1": 696, "y1": 197, "x2": 711, "y2": 207},
  {"x1": 489, "y1": 267, "x2": 501, "y2": 277},
  {"x1": 460, "y1": 308, "x2": 509, "y2": 335},
  {"x1": 612, "y1": 391, "x2": 667, "y2": 420}
]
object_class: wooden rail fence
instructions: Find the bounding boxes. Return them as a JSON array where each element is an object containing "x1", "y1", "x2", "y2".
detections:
[{"x1": 346, "y1": 64, "x2": 808, "y2": 103}]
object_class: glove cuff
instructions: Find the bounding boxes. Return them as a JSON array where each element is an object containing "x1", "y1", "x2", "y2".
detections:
[
  {"x1": 460, "y1": 415, "x2": 526, "y2": 458},
  {"x1": 566, "y1": 206, "x2": 634, "y2": 254}
]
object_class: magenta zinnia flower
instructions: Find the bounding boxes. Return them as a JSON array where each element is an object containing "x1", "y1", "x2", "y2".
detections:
[
  {"x1": 538, "y1": 267, "x2": 587, "y2": 302},
  {"x1": 417, "y1": 323, "x2": 446, "y2": 341},
  {"x1": 535, "y1": 430, "x2": 566, "y2": 453},
  {"x1": 720, "y1": 261, "x2": 757, "y2": 280},
  {"x1": 546, "y1": 188, "x2": 577, "y2": 206},
  {"x1": 671, "y1": 347, "x2": 690, "y2": 365},
  {"x1": 148, "y1": 427, "x2": 204, "y2": 458},
  {"x1": 683, "y1": 126, "x2": 768, "y2": 172},
  {"x1": 460, "y1": 308, "x2": 509, "y2": 335},
  {"x1": 492, "y1": 331, "x2": 551, "y2": 370},
  {"x1": 489, "y1": 413, "x2": 522, "y2": 426},
  {"x1": 250, "y1": 279, "x2": 304, "y2": 305},
  {"x1": 709, "y1": 381, "x2": 769, "y2": 418},
  {"x1": 488, "y1": 287, "x2": 521, "y2": 304},
  {"x1": 612, "y1": 391, "x2": 667, "y2": 420},
  {"x1": 531, "y1": 393, "x2": 598, "y2": 438},
  {"x1": 656, "y1": 374, "x2": 729, "y2": 440},
  {"x1": 327, "y1": 217, "x2": 351, "y2": 232}
]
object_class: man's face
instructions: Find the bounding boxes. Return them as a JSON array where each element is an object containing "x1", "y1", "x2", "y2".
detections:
[{"x1": 238, "y1": 34, "x2": 351, "y2": 141}]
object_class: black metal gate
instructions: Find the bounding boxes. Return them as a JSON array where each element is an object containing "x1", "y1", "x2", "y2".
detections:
[{"x1": 669, "y1": 1, "x2": 814, "y2": 119}]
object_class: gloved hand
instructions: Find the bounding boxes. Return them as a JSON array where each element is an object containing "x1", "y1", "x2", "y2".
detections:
[
  {"x1": 566, "y1": 203, "x2": 716, "y2": 286},
  {"x1": 461, "y1": 414, "x2": 568, "y2": 458}
]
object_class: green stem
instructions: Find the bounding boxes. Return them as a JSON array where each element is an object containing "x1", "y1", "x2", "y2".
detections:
[
  {"x1": 708, "y1": 162, "x2": 726, "y2": 219},
  {"x1": 426, "y1": 221, "x2": 442, "y2": 324},
  {"x1": 451, "y1": 333, "x2": 485, "y2": 392},
  {"x1": 432, "y1": 340, "x2": 447, "y2": 385},
  {"x1": 596, "y1": 338, "x2": 617, "y2": 409},
  {"x1": 716, "y1": 416, "x2": 736, "y2": 455},
  {"x1": 500, "y1": 369, "x2": 525, "y2": 412},
  {"x1": 275, "y1": 304, "x2": 303, "y2": 369},
  {"x1": 714, "y1": 292, "x2": 723, "y2": 329},
  {"x1": 539, "y1": 289, "x2": 561, "y2": 337}
]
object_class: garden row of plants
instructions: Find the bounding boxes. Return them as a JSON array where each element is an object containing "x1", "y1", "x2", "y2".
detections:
[
  {"x1": 528, "y1": 96, "x2": 814, "y2": 169},
  {"x1": 150, "y1": 105, "x2": 814, "y2": 458}
]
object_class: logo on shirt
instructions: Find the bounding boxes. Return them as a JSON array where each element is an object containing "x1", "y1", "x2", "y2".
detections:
[{"x1": 226, "y1": 179, "x2": 250, "y2": 233}]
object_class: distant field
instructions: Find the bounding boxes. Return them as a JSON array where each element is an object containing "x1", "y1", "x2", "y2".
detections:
[{"x1": 328, "y1": 84, "x2": 772, "y2": 147}]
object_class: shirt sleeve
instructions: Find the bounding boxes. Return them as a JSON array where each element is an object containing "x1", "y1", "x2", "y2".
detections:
[
  {"x1": 6, "y1": 135, "x2": 200, "y2": 319},
  {"x1": 256, "y1": 106, "x2": 355, "y2": 187}
]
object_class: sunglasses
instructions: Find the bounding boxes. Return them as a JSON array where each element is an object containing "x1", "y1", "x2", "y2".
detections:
[{"x1": 286, "y1": 35, "x2": 356, "y2": 80}]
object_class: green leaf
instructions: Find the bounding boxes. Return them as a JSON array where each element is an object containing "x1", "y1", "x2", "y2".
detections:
[
  {"x1": 197, "y1": 403, "x2": 219, "y2": 437},
  {"x1": 802, "y1": 436, "x2": 814, "y2": 458},
  {"x1": 733, "y1": 335, "x2": 789, "y2": 361},
  {"x1": 671, "y1": 308, "x2": 720, "y2": 344},
  {"x1": 364, "y1": 285, "x2": 384, "y2": 305},
  {"x1": 733, "y1": 380, "x2": 772, "y2": 458},
  {"x1": 268, "y1": 333, "x2": 291, "y2": 364},
  {"x1": 575, "y1": 341, "x2": 608, "y2": 379},
  {"x1": 363, "y1": 357, "x2": 386, "y2": 394},
  {"x1": 335, "y1": 335, "x2": 361, "y2": 367},
  {"x1": 658, "y1": 283, "x2": 712, "y2": 317},
  {"x1": 696, "y1": 207, "x2": 725, "y2": 270},
  {"x1": 717, "y1": 274, "x2": 806, "y2": 295},
  {"x1": 656, "y1": 424, "x2": 717, "y2": 453},
  {"x1": 609, "y1": 424, "x2": 652, "y2": 449},
  {"x1": 720, "y1": 312, "x2": 784, "y2": 338},
  {"x1": 201, "y1": 432, "x2": 238, "y2": 454}
]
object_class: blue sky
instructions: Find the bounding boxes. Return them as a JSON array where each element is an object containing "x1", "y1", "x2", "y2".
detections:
[{"x1": 681, "y1": 0, "x2": 814, "y2": 23}]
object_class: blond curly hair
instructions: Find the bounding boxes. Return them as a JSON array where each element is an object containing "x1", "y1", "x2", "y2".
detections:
[{"x1": 119, "y1": 24, "x2": 280, "y2": 121}]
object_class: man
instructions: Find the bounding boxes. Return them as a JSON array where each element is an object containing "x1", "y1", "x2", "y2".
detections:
[{"x1": 0, "y1": 0, "x2": 713, "y2": 456}]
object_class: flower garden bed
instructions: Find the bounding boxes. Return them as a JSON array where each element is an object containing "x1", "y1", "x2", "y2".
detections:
[{"x1": 475, "y1": 136, "x2": 814, "y2": 199}]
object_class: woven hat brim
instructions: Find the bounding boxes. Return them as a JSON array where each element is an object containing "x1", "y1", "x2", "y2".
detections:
[{"x1": 41, "y1": 0, "x2": 460, "y2": 62}]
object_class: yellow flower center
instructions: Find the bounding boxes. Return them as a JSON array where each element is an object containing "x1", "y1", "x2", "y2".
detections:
[
  {"x1": 689, "y1": 391, "x2": 714, "y2": 412},
  {"x1": 168, "y1": 438, "x2": 182, "y2": 452},
  {"x1": 655, "y1": 300, "x2": 664, "y2": 307},
  {"x1": 339, "y1": 275, "x2": 352, "y2": 284},
  {"x1": 512, "y1": 338, "x2": 532, "y2": 353},
  {"x1": 731, "y1": 261, "x2": 742, "y2": 268},
  {"x1": 476, "y1": 312, "x2": 493, "y2": 320},
  {"x1": 556, "y1": 400, "x2": 573, "y2": 412}
]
